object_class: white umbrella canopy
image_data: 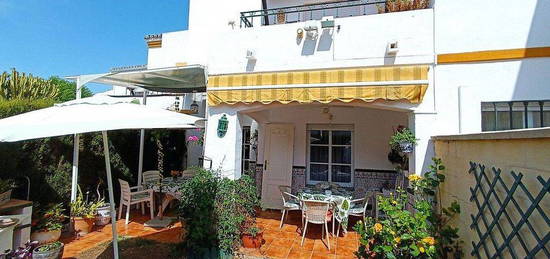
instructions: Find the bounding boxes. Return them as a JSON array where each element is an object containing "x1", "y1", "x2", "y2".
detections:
[
  {"x1": 0, "y1": 97, "x2": 201, "y2": 142},
  {"x1": 0, "y1": 96, "x2": 203, "y2": 259},
  {"x1": 0, "y1": 96, "x2": 201, "y2": 142}
]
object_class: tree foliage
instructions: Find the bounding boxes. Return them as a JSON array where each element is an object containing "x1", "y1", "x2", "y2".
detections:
[{"x1": 49, "y1": 76, "x2": 92, "y2": 102}]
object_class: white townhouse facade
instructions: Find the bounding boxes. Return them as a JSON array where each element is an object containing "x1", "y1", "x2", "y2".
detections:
[{"x1": 143, "y1": 0, "x2": 550, "y2": 208}]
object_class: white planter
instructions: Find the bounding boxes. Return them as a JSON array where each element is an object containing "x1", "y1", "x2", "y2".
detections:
[
  {"x1": 31, "y1": 229, "x2": 61, "y2": 245},
  {"x1": 95, "y1": 204, "x2": 112, "y2": 226},
  {"x1": 0, "y1": 190, "x2": 12, "y2": 206}
]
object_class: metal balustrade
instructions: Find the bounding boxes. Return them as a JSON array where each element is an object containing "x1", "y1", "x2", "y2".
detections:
[
  {"x1": 468, "y1": 162, "x2": 550, "y2": 259},
  {"x1": 240, "y1": 0, "x2": 386, "y2": 28}
]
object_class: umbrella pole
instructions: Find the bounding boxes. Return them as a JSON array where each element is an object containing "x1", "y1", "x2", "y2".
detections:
[
  {"x1": 70, "y1": 134, "x2": 80, "y2": 201},
  {"x1": 102, "y1": 131, "x2": 119, "y2": 259},
  {"x1": 137, "y1": 91, "x2": 148, "y2": 186},
  {"x1": 138, "y1": 129, "x2": 145, "y2": 185}
]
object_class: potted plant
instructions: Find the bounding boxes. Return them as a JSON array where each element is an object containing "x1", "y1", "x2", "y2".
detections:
[
  {"x1": 32, "y1": 241, "x2": 64, "y2": 259},
  {"x1": 241, "y1": 219, "x2": 263, "y2": 248},
  {"x1": 389, "y1": 126, "x2": 417, "y2": 153},
  {"x1": 31, "y1": 204, "x2": 65, "y2": 244},
  {"x1": 0, "y1": 178, "x2": 15, "y2": 206},
  {"x1": 93, "y1": 182, "x2": 111, "y2": 226},
  {"x1": 70, "y1": 186, "x2": 104, "y2": 236},
  {"x1": 0, "y1": 241, "x2": 38, "y2": 259}
]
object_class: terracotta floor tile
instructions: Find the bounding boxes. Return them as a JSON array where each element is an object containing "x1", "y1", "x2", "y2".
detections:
[
  {"x1": 287, "y1": 247, "x2": 313, "y2": 259},
  {"x1": 311, "y1": 251, "x2": 337, "y2": 259},
  {"x1": 312, "y1": 239, "x2": 335, "y2": 254},
  {"x1": 264, "y1": 242, "x2": 291, "y2": 258},
  {"x1": 293, "y1": 236, "x2": 315, "y2": 251}
]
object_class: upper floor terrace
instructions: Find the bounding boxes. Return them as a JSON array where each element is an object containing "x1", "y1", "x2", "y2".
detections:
[
  {"x1": 240, "y1": 0, "x2": 430, "y2": 28},
  {"x1": 147, "y1": 5, "x2": 434, "y2": 75}
]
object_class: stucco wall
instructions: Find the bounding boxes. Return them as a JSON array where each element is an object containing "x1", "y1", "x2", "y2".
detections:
[
  {"x1": 148, "y1": 9, "x2": 434, "y2": 73},
  {"x1": 433, "y1": 128, "x2": 550, "y2": 258}
]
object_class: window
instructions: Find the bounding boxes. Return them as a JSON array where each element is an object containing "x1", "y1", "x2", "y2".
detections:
[
  {"x1": 241, "y1": 126, "x2": 252, "y2": 173},
  {"x1": 307, "y1": 125, "x2": 353, "y2": 187},
  {"x1": 481, "y1": 100, "x2": 550, "y2": 131}
]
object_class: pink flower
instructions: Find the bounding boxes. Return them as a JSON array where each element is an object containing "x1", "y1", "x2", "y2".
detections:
[{"x1": 187, "y1": 135, "x2": 199, "y2": 142}]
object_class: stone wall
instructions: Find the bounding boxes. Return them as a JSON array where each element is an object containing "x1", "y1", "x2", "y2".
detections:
[{"x1": 433, "y1": 128, "x2": 550, "y2": 257}]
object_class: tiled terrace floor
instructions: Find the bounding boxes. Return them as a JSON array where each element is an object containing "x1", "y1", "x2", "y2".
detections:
[
  {"x1": 239, "y1": 210, "x2": 360, "y2": 259},
  {"x1": 60, "y1": 209, "x2": 359, "y2": 258},
  {"x1": 60, "y1": 212, "x2": 183, "y2": 258}
]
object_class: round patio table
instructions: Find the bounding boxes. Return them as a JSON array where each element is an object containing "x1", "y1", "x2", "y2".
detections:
[
  {"x1": 143, "y1": 177, "x2": 189, "y2": 217},
  {"x1": 298, "y1": 188, "x2": 353, "y2": 233}
]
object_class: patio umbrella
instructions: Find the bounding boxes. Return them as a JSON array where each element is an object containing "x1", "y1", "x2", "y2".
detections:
[{"x1": 0, "y1": 97, "x2": 201, "y2": 259}]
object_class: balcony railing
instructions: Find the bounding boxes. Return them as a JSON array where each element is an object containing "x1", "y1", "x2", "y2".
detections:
[{"x1": 240, "y1": 0, "x2": 386, "y2": 28}]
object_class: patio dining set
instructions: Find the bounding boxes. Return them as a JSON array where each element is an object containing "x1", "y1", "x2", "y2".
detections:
[
  {"x1": 116, "y1": 169, "x2": 195, "y2": 225},
  {"x1": 278, "y1": 183, "x2": 388, "y2": 250}
]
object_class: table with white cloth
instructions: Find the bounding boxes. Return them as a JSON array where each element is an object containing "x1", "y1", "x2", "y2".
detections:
[
  {"x1": 298, "y1": 188, "x2": 353, "y2": 233},
  {"x1": 143, "y1": 177, "x2": 189, "y2": 217}
]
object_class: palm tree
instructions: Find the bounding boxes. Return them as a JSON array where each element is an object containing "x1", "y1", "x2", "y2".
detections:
[{"x1": 0, "y1": 68, "x2": 58, "y2": 100}]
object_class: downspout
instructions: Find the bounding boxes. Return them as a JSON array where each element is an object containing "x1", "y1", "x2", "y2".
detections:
[{"x1": 262, "y1": 0, "x2": 269, "y2": 26}]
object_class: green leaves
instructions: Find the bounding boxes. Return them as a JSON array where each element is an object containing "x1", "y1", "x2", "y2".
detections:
[{"x1": 178, "y1": 169, "x2": 260, "y2": 254}]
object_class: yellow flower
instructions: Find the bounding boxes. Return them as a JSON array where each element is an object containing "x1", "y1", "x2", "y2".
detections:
[
  {"x1": 394, "y1": 237, "x2": 401, "y2": 244},
  {"x1": 423, "y1": 236, "x2": 436, "y2": 246},
  {"x1": 391, "y1": 200, "x2": 397, "y2": 205},
  {"x1": 419, "y1": 247, "x2": 425, "y2": 253},
  {"x1": 374, "y1": 223, "x2": 383, "y2": 233},
  {"x1": 408, "y1": 175, "x2": 422, "y2": 182}
]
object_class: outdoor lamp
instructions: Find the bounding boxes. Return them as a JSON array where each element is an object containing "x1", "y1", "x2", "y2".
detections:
[{"x1": 217, "y1": 114, "x2": 229, "y2": 138}]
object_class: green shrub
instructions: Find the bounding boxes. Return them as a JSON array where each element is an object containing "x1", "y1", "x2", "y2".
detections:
[
  {"x1": 355, "y1": 158, "x2": 463, "y2": 259},
  {"x1": 178, "y1": 168, "x2": 260, "y2": 255},
  {"x1": 32, "y1": 203, "x2": 66, "y2": 232},
  {"x1": 0, "y1": 99, "x2": 54, "y2": 119}
]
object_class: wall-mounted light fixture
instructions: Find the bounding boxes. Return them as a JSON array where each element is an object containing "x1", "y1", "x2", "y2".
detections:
[
  {"x1": 246, "y1": 49, "x2": 256, "y2": 60},
  {"x1": 387, "y1": 40, "x2": 399, "y2": 55}
]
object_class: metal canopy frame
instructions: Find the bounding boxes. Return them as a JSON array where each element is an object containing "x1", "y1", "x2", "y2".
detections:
[
  {"x1": 66, "y1": 65, "x2": 208, "y2": 93},
  {"x1": 64, "y1": 65, "x2": 208, "y2": 259}
]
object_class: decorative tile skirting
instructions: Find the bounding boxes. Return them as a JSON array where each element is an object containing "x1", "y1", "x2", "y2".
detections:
[
  {"x1": 291, "y1": 166, "x2": 306, "y2": 194},
  {"x1": 353, "y1": 169, "x2": 398, "y2": 198}
]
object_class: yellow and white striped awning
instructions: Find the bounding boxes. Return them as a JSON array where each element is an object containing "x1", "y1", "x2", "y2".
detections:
[{"x1": 207, "y1": 65, "x2": 429, "y2": 106}]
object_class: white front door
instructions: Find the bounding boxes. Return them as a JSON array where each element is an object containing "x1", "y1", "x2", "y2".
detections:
[{"x1": 261, "y1": 124, "x2": 294, "y2": 209}]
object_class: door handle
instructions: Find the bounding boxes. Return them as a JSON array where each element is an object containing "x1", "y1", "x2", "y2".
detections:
[{"x1": 264, "y1": 160, "x2": 268, "y2": 170}]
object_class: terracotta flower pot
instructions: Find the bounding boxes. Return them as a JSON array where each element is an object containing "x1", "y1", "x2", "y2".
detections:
[
  {"x1": 73, "y1": 217, "x2": 94, "y2": 236},
  {"x1": 31, "y1": 229, "x2": 62, "y2": 244},
  {"x1": 242, "y1": 232, "x2": 264, "y2": 248}
]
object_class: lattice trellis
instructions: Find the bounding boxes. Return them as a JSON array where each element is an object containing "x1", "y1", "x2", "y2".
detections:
[{"x1": 469, "y1": 162, "x2": 550, "y2": 259}]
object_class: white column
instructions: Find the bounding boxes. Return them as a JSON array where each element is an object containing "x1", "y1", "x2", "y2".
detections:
[
  {"x1": 102, "y1": 131, "x2": 119, "y2": 259},
  {"x1": 137, "y1": 90, "x2": 148, "y2": 186},
  {"x1": 203, "y1": 106, "x2": 242, "y2": 179},
  {"x1": 409, "y1": 112, "x2": 437, "y2": 175},
  {"x1": 70, "y1": 78, "x2": 83, "y2": 201}
]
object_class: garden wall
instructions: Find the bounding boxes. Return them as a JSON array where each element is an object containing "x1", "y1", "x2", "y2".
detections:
[{"x1": 433, "y1": 128, "x2": 550, "y2": 258}]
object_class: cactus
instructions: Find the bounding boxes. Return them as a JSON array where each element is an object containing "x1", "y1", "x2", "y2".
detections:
[{"x1": 0, "y1": 68, "x2": 59, "y2": 100}]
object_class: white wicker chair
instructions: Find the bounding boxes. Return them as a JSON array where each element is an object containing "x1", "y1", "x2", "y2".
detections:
[
  {"x1": 278, "y1": 185, "x2": 301, "y2": 228},
  {"x1": 301, "y1": 200, "x2": 332, "y2": 250},
  {"x1": 118, "y1": 179, "x2": 154, "y2": 224}
]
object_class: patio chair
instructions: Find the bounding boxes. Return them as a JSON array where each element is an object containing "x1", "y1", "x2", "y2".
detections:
[
  {"x1": 278, "y1": 185, "x2": 301, "y2": 228},
  {"x1": 142, "y1": 170, "x2": 163, "y2": 185},
  {"x1": 118, "y1": 179, "x2": 154, "y2": 224},
  {"x1": 333, "y1": 192, "x2": 372, "y2": 237},
  {"x1": 301, "y1": 200, "x2": 332, "y2": 250}
]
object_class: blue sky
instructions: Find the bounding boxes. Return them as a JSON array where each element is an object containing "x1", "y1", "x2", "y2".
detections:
[{"x1": 0, "y1": 0, "x2": 189, "y2": 93}]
